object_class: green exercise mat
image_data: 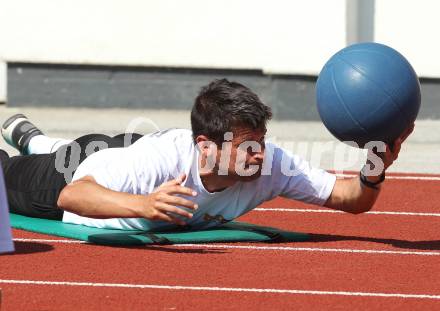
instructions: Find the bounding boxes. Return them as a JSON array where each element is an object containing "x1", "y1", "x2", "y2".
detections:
[{"x1": 10, "y1": 213, "x2": 309, "y2": 246}]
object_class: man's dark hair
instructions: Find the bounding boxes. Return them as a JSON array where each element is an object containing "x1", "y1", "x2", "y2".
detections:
[{"x1": 191, "y1": 79, "x2": 272, "y2": 144}]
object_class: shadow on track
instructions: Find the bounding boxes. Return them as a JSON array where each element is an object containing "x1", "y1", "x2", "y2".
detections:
[
  {"x1": 308, "y1": 233, "x2": 440, "y2": 251},
  {"x1": 83, "y1": 243, "x2": 227, "y2": 254},
  {"x1": 0, "y1": 241, "x2": 54, "y2": 255}
]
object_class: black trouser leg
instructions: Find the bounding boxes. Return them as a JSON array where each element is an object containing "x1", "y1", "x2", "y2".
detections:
[{"x1": 2, "y1": 133, "x2": 142, "y2": 220}]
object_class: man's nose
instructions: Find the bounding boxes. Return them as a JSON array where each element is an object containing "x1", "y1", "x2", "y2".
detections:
[{"x1": 253, "y1": 148, "x2": 265, "y2": 161}]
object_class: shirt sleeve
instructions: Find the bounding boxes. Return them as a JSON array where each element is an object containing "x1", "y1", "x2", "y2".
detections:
[{"x1": 269, "y1": 144, "x2": 336, "y2": 206}]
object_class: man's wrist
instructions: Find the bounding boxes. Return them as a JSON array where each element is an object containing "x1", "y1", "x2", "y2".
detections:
[
  {"x1": 363, "y1": 173, "x2": 382, "y2": 183},
  {"x1": 360, "y1": 165, "x2": 385, "y2": 189}
]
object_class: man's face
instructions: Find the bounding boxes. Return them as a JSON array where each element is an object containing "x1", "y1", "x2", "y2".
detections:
[{"x1": 215, "y1": 127, "x2": 267, "y2": 182}]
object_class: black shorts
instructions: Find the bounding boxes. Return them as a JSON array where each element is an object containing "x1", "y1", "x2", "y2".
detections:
[{"x1": 1, "y1": 133, "x2": 142, "y2": 220}]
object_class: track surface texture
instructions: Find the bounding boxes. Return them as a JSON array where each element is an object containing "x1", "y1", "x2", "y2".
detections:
[{"x1": 1, "y1": 174, "x2": 440, "y2": 310}]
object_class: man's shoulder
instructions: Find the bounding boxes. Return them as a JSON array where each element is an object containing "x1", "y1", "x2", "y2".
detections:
[{"x1": 263, "y1": 141, "x2": 287, "y2": 162}]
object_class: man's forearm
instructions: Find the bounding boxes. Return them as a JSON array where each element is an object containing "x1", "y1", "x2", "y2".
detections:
[
  {"x1": 325, "y1": 176, "x2": 381, "y2": 214},
  {"x1": 345, "y1": 176, "x2": 381, "y2": 213},
  {"x1": 57, "y1": 178, "x2": 143, "y2": 218}
]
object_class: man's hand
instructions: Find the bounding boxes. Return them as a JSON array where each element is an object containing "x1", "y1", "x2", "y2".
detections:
[
  {"x1": 366, "y1": 123, "x2": 415, "y2": 179},
  {"x1": 325, "y1": 123, "x2": 415, "y2": 214},
  {"x1": 139, "y1": 174, "x2": 198, "y2": 226}
]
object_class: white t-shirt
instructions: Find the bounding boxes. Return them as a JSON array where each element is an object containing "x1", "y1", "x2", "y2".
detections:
[{"x1": 62, "y1": 129, "x2": 336, "y2": 230}]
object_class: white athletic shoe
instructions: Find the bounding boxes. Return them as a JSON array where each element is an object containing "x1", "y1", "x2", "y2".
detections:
[{"x1": 1, "y1": 114, "x2": 43, "y2": 155}]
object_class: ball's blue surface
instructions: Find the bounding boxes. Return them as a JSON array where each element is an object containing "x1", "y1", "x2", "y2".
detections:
[{"x1": 316, "y1": 42, "x2": 421, "y2": 147}]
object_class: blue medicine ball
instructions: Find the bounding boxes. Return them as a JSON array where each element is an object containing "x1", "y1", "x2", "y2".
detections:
[{"x1": 316, "y1": 42, "x2": 421, "y2": 148}]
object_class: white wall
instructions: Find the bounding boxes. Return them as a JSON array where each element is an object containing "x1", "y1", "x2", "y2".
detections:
[
  {"x1": 375, "y1": 0, "x2": 440, "y2": 78},
  {"x1": 2, "y1": 0, "x2": 439, "y2": 104},
  {"x1": 0, "y1": 0, "x2": 346, "y2": 75},
  {"x1": 0, "y1": 61, "x2": 5, "y2": 103}
]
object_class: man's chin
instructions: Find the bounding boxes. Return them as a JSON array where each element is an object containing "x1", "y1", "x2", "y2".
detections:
[{"x1": 236, "y1": 170, "x2": 262, "y2": 182}]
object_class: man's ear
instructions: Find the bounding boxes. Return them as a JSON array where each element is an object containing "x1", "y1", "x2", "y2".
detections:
[{"x1": 196, "y1": 135, "x2": 217, "y2": 155}]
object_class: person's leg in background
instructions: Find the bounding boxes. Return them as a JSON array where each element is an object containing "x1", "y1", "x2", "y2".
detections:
[
  {"x1": 0, "y1": 151, "x2": 66, "y2": 220},
  {"x1": 0, "y1": 114, "x2": 143, "y2": 220},
  {"x1": 2, "y1": 114, "x2": 143, "y2": 156},
  {"x1": 1, "y1": 114, "x2": 72, "y2": 155}
]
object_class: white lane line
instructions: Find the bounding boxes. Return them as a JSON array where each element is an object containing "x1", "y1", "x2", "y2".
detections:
[
  {"x1": 0, "y1": 279, "x2": 439, "y2": 299},
  {"x1": 335, "y1": 174, "x2": 440, "y2": 181},
  {"x1": 254, "y1": 208, "x2": 440, "y2": 217},
  {"x1": 12, "y1": 239, "x2": 440, "y2": 256}
]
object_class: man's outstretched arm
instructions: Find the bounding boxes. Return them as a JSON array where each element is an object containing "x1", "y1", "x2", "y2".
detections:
[
  {"x1": 324, "y1": 125, "x2": 414, "y2": 214},
  {"x1": 57, "y1": 174, "x2": 198, "y2": 225},
  {"x1": 324, "y1": 174, "x2": 381, "y2": 214}
]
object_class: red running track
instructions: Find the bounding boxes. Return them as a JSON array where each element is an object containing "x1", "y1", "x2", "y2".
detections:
[{"x1": 1, "y1": 176, "x2": 440, "y2": 310}]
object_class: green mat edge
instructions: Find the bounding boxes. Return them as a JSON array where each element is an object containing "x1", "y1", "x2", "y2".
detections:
[{"x1": 10, "y1": 213, "x2": 309, "y2": 246}]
